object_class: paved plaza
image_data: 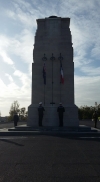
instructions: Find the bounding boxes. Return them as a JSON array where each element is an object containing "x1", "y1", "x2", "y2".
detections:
[{"x1": 0, "y1": 135, "x2": 100, "y2": 182}]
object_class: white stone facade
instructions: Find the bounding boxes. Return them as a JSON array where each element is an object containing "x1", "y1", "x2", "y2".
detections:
[{"x1": 28, "y1": 16, "x2": 79, "y2": 127}]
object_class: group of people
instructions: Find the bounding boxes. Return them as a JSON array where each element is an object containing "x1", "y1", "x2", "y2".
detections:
[
  {"x1": 13, "y1": 104, "x2": 98, "y2": 128},
  {"x1": 13, "y1": 102, "x2": 65, "y2": 128},
  {"x1": 38, "y1": 102, "x2": 65, "y2": 127}
]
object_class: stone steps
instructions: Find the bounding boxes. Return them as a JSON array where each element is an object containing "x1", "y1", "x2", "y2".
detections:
[
  {"x1": 0, "y1": 130, "x2": 100, "y2": 137},
  {"x1": 8, "y1": 125, "x2": 97, "y2": 132},
  {"x1": 0, "y1": 125, "x2": 100, "y2": 137}
]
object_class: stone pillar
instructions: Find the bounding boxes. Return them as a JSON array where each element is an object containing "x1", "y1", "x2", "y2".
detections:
[{"x1": 28, "y1": 16, "x2": 79, "y2": 127}]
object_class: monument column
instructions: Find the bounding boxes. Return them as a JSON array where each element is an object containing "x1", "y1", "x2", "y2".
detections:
[{"x1": 28, "y1": 16, "x2": 79, "y2": 127}]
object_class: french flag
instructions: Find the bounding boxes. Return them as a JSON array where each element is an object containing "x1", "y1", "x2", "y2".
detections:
[
  {"x1": 43, "y1": 63, "x2": 46, "y2": 85},
  {"x1": 60, "y1": 62, "x2": 64, "y2": 84}
]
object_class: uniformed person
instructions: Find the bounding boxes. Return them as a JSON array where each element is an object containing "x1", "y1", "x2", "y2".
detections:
[
  {"x1": 13, "y1": 113, "x2": 19, "y2": 127},
  {"x1": 38, "y1": 102, "x2": 45, "y2": 126},
  {"x1": 57, "y1": 103, "x2": 65, "y2": 127},
  {"x1": 92, "y1": 110, "x2": 98, "y2": 128}
]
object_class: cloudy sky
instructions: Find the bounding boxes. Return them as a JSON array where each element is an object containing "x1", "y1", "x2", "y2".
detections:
[{"x1": 0, "y1": 0, "x2": 100, "y2": 116}]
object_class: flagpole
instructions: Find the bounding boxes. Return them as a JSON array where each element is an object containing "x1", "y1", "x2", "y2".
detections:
[
  {"x1": 52, "y1": 55, "x2": 53, "y2": 104},
  {"x1": 42, "y1": 54, "x2": 47, "y2": 106},
  {"x1": 44, "y1": 84, "x2": 45, "y2": 105},
  {"x1": 58, "y1": 53, "x2": 63, "y2": 103},
  {"x1": 60, "y1": 79, "x2": 61, "y2": 102},
  {"x1": 50, "y1": 53, "x2": 55, "y2": 106},
  {"x1": 60, "y1": 59, "x2": 61, "y2": 102}
]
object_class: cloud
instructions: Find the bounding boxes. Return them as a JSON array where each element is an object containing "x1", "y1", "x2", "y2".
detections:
[
  {"x1": 75, "y1": 75, "x2": 100, "y2": 106},
  {"x1": 6, "y1": 0, "x2": 38, "y2": 29},
  {"x1": 80, "y1": 66, "x2": 100, "y2": 76},
  {"x1": 0, "y1": 50, "x2": 14, "y2": 65},
  {"x1": 14, "y1": 29, "x2": 33, "y2": 64},
  {"x1": 6, "y1": 10, "x2": 16, "y2": 20},
  {"x1": 0, "y1": 70, "x2": 31, "y2": 116},
  {"x1": 91, "y1": 42, "x2": 100, "y2": 59},
  {"x1": 13, "y1": 69, "x2": 31, "y2": 93},
  {"x1": 0, "y1": 35, "x2": 14, "y2": 65},
  {"x1": 5, "y1": 73, "x2": 13, "y2": 82},
  {"x1": 0, "y1": 31, "x2": 33, "y2": 70}
]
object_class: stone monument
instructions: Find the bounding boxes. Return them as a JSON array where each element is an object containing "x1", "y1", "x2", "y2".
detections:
[{"x1": 28, "y1": 16, "x2": 79, "y2": 127}]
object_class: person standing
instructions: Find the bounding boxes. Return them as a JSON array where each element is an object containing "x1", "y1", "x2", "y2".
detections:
[
  {"x1": 92, "y1": 110, "x2": 98, "y2": 128},
  {"x1": 13, "y1": 113, "x2": 19, "y2": 127},
  {"x1": 57, "y1": 103, "x2": 65, "y2": 127},
  {"x1": 38, "y1": 102, "x2": 45, "y2": 126}
]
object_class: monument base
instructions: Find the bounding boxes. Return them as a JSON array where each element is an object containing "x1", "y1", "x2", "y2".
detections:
[{"x1": 27, "y1": 104, "x2": 79, "y2": 127}]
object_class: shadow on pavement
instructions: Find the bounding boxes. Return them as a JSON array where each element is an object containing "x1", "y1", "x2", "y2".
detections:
[{"x1": 0, "y1": 139, "x2": 24, "y2": 146}]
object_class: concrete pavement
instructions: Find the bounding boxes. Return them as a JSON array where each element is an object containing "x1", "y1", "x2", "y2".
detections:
[
  {"x1": 0, "y1": 135, "x2": 100, "y2": 181},
  {"x1": 0, "y1": 120, "x2": 100, "y2": 181}
]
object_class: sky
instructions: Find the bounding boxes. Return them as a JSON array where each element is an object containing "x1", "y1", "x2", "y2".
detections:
[{"x1": 0, "y1": 0, "x2": 100, "y2": 116}]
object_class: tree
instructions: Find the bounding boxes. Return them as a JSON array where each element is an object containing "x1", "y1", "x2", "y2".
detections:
[
  {"x1": 9, "y1": 101, "x2": 20, "y2": 120},
  {"x1": 20, "y1": 107, "x2": 26, "y2": 120},
  {"x1": 8, "y1": 101, "x2": 28, "y2": 121},
  {"x1": 78, "y1": 104, "x2": 100, "y2": 120},
  {"x1": 25, "y1": 111, "x2": 28, "y2": 118},
  {"x1": 20, "y1": 107, "x2": 26, "y2": 117}
]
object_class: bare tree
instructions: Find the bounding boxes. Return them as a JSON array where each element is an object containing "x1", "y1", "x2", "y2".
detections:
[{"x1": 9, "y1": 101, "x2": 20, "y2": 118}]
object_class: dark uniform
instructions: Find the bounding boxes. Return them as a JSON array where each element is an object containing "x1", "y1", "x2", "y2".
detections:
[
  {"x1": 92, "y1": 111, "x2": 98, "y2": 128},
  {"x1": 13, "y1": 113, "x2": 19, "y2": 127},
  {"x1": 57, "y1": 104, "x2": 65, "y2": 127},
  {"x1": 38, "y1": 103, "x2": 45, "y2": 126}
]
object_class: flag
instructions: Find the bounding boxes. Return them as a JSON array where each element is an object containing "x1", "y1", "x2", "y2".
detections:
[
  {"x1": 60, "y1": 62, "x2": 64, "y2": 84},
  {"x1": 43, "y1": 62, "x2": 46, "y2": 85}
]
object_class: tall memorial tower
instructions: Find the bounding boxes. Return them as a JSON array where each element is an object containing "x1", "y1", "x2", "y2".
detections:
[{"x1": 28, "y1": 16, "x2": 79, "y2": 127}]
